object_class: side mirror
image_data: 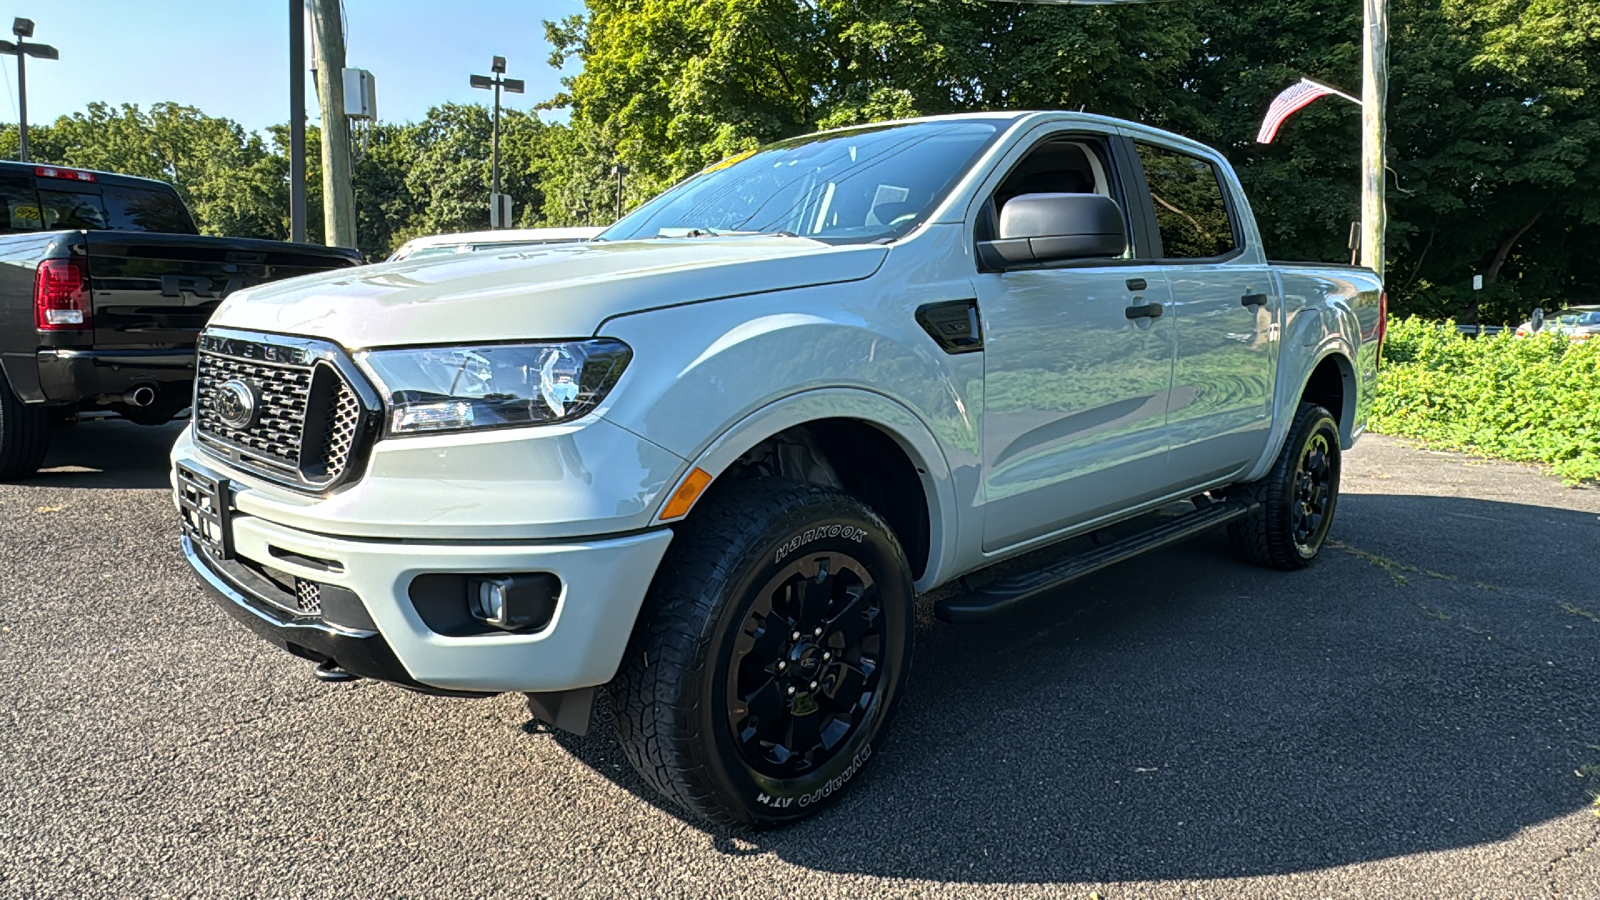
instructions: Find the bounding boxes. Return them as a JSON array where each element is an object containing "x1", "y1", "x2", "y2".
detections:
[
  {"x1": 1530, "y1": 307, "x2": 1545, "y2": 332},
  {"x1": 978, "y1": 193, "x2": 1128, "y2": 271}
]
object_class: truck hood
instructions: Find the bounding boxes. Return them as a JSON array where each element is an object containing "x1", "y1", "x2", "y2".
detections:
[{"x1": 209, "y1": 237, "x2": 888, "y2": 348}]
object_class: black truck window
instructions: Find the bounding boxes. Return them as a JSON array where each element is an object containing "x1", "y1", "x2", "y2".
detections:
[
  {"x1": 102, "y1": 185, "x2": 197, "y2": 234},
  {"x1": 0, "y1": 173, "x2": 43, "y2": 232},
  {"x1": 38, "y1": 190, "x2": 112, "y2": 230},
  {"x1": 1134, "y1": 142, "x2": 1238, "y2": 259}
]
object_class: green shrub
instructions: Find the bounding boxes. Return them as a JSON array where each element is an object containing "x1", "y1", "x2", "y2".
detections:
[{"x1": 1369, "y1": 317, "x2": 1600, "y2": 483}]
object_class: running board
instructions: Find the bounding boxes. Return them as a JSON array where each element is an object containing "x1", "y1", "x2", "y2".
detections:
[{"x1": 935, "y1": 500, "x2": 1259, "y2": 623}]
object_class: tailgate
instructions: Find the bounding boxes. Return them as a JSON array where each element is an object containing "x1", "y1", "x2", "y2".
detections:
[{"x1": 85, "y1": 232, "x2": 360, "y2": 349}]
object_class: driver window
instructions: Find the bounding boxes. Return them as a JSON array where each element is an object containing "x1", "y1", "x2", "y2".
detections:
[{"x1": 977, "y1": 138, "x2": 1118, "y2": 246}]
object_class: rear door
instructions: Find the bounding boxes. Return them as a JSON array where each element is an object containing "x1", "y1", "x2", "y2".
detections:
[{"x1": 1128, "y1": 138, "x2": 1276, "y2": 487}]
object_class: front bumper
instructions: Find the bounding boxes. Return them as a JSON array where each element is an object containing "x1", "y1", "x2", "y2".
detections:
[{"x1": 179, "y1": 489, "x2": 674, "y2": 695}]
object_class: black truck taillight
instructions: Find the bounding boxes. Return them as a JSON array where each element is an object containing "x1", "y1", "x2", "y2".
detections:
[{"x1": 34, "y1": 258, "x2": 91, "y2": 331}]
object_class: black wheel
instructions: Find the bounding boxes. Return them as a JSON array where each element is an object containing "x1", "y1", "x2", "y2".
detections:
[
  {"x1": 609, "y1": 478, "x2": 914, "y2": 826},
  {"x1": 1228, "y1": 402, "x2": 1341, "y2": 570},
  {"x1": 0, "y1": 370, "x2": 50, "y2": 480}
]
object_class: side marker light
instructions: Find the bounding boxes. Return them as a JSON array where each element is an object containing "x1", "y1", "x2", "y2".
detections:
[{"x1": 659, "y1": 467, "x2": 713, "y2": 520}]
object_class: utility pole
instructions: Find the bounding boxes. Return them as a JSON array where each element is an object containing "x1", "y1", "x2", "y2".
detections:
[
  {"x1": 310, "y1": 0, "x2": 356, "y2": 249},
  {"x1": 0, "y1": 18, "x2": 58, "y2": 163},
  {"x1": 470, "y1": 57, "x2": 524, "y2": 228},
  {"x1": 1359, "y1": 0, "x2": 1388, "y2": 280},
  {"x1": 288, "y1": 0, "x2": 307, "y2": 243}
]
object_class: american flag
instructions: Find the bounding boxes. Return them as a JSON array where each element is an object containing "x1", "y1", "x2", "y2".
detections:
[{"x1": 1256, "y1": 79, "x2": 1349, "y2": 144}]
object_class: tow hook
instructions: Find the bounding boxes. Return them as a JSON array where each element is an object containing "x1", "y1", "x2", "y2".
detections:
[{"x1": 313, "y1": 660, "x2": 359, "y2": 683}]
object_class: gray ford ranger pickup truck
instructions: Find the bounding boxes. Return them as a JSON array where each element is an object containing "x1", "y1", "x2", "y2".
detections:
[{"x1": 171, "y1": 111, "x2": 1384, "y2": 825}]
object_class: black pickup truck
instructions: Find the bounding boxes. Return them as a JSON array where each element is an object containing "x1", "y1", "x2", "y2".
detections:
[{"x1": 0, "y1": 161, "x2": 361, "y2": 478}]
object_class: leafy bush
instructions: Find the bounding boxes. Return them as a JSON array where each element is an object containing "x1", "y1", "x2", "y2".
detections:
[{"x1": 1370, "y1": 317, "x2": 1600, "y2": 482}]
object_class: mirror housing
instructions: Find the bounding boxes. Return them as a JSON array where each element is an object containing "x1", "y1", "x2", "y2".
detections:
[
  {"x1": 978, "y1": 193, "x2": 1128, "y2": 271},
  {"x1": 1530, "y1": 307, "x2": 1545, "y2": 332}
]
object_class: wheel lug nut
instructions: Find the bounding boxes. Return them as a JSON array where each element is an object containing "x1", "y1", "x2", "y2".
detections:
[
  {"x1": 814, "y1": 627, "x2": 823, "y2": 636},
  {"x1": 822, "y1": 652, "x2": 831, "y2": 661},
  {"x1": 791, "y1": 631, "x2": 801, "y2": 641},
  {"x1": 809, "y1": 681, "x2": 818, "y2": 690},
  {"x1": 777, "y1": 661, "x2": 786, "y2": 671},
  {"x1": 787, "y1": 686, "x2": 796, "y2": 696}
]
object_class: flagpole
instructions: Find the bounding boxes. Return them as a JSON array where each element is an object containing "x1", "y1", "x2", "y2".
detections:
[
  {"x1": 1360, "y1": 0, "x2": 1388, "y2": 279},
  {"x1": 1303, "y1": 78, "x2": 1361, "y2": 107}
]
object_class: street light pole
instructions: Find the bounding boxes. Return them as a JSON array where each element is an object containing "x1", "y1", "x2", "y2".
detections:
[
  {"x1": 492, "y1": 63, "x2": 501, "y2": 202},
  {"x1": 288, "y1": 0, "x2": 307, "y2": 243},
  {"x1": 611, "y1": 163, "x2": 629, "y2": 222},
  {"x1": 471, "y1": 57, "x2": 524, "y2": 229},
  {"x1": 0, "y1": 18, "x2": 59, "y2": 163}
]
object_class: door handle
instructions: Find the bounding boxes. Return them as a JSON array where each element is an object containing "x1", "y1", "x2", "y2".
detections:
[
  {"x1": 1126, "y1": 278, "x2": 1148, "y2": 292},
  {"x1": 1125, "y1": 302, "x2": 1164, "y2": 320},
  {"x1": 1241, "y1": 293, "x2": 1269, "y2": 308}
]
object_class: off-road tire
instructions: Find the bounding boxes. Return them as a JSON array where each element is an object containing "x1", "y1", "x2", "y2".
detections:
[
  {"x1": 1228, "y1": 402, "x2": 1341, "y2": 570},
  {"x1": 0, "y1": 371, "x2": 51, "y2": 480},
  {"x1": 608, "y1": 478, "x2": 915, "y2": 826}
]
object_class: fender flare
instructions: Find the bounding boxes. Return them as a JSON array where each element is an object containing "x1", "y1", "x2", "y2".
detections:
[
  {"x1": 656, "y1": 387, "x2": 960, "y2": 592},
  {"x1": 1243, "y1": 339, "x2": 1356, "y2": 484}
]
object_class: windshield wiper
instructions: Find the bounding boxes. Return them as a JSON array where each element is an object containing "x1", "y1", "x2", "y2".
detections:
[{"x1": 657, "y1": 227, "x2": 797, "y2": 238}]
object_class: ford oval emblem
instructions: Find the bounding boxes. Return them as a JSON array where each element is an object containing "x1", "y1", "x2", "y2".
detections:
[{"x1": 214, "y1": 379, "x2": 259, "y2": 431}]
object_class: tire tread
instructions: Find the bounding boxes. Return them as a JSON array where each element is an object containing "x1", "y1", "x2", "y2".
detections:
[
  {"x1": 0, "y1": 372, "x2": 51, "y2": 480},
  {"x1": 609, "y1": 478, "x2": 903, "y2": 825},
  {"x1": 1228, "y1": 402, "x2": 1338, "y2": 571}
]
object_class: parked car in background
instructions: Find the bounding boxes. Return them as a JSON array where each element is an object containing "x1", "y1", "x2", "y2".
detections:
[
  {"x1": 386, "y1": 226, "x2": 603, "y2": 262},
  {"x1": 173, "y1": 111, "x2": 1382, "y2": 826},
  {"x1": 0, "y1": 161, "x2": 362, "y2": 479},
  {"x1": 1515, "y1": 305, "x2": 1600, "y2": 339}
]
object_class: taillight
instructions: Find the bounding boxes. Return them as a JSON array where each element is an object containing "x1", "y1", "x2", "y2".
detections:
[{"x1": 34, "y1": 258, "x2": 91, "y2": 331}]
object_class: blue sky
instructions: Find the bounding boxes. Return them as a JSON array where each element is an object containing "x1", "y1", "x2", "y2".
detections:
[{"x1": 4, "y1": 0, "x2": 585, "y2": 135}]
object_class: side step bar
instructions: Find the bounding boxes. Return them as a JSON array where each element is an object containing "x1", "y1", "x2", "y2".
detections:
[{"x1": 935, "y1": 500, "x2": 1259, "y2": 623}]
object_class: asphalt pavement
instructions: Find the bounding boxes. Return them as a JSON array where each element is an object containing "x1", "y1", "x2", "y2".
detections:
[{"x1": 1, "y1": 419, "x2": 1597, "y2": 899}]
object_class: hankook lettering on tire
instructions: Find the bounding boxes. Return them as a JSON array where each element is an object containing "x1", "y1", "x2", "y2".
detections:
[{"x1": 774, "y1": 524, "x2": 866, "y2": 563}]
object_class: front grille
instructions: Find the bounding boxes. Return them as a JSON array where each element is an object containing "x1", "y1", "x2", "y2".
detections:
[
  {"x1": 194, "y1": 331, "x2": 374, "y2": 491},
  {"x1": 196, "y1": 353, "x2": 311, "y2": 472}
]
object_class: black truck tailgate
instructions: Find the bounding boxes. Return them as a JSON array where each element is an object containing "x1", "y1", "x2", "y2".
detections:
[{"x1": 85, "y1": 232, "x2": 361, "y2": 349}]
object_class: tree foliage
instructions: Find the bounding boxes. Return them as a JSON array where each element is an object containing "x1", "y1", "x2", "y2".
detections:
[
  {"x1": 542, "y1": 0, "x2": 1600, "y2": 322},
  {"x1": 2, "y1": 0, "x2": 1596, "y2": 320}
]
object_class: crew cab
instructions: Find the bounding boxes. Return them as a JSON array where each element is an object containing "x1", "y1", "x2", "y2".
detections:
[
  {"x1": 170, "y1": 112, "x2": 1383, "y2": 826},
  {"x1": 0, "y1": 161, "x2": 361, "y2": 478}
]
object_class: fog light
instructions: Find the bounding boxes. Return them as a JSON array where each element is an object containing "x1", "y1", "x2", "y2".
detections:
[{"x1": 467, "y1": 574, "x2": 559, "y2": 633}]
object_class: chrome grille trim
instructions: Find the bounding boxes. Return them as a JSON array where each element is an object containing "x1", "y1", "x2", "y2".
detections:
[{"x1": 193, "y1": 328, "x2": 381, "y2": 493}]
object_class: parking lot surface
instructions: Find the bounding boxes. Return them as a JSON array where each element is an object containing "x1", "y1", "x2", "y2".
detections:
[{"x1": 2, "y1": 420, "x2": 1598, "y2": 899}]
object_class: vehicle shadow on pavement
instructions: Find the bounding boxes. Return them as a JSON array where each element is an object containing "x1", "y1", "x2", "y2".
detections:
[
  {"x1": 547, "y1": 492, "x2": 1600, "y2": 884},
  {"x1": 29, "y1": 419, "x2": 186, "y2": 490}
]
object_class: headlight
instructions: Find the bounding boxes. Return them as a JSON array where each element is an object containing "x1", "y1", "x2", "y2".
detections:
[{"x1": 354, "y1": 339, "x2": 632, "y2": 436}]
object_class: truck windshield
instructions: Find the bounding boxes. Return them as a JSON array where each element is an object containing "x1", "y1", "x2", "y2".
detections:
[{"x1": 600, "y1": 120, "x2": 1003, "y2": 244}]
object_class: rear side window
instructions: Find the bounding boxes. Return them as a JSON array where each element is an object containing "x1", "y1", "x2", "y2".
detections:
[
  {"x1": 102, "y1": 185, "x2": 196, "y2": 233},
  {"x1": 38, "y1": 190, "x2": 111, "y2": 230},
  {"x1": 1135, "y1": 142, "x2": 1237, "y2": 259},
  {"x1": 0, "y1": 173, "x2": 42, "y2": 232}
]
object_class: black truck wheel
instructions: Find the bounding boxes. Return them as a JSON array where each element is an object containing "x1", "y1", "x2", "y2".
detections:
[
  {"x1": 1228, "y1": 402, "x2": 1341, "y2": 570},
  {"x1": 0, "y1": 372, "x2": 51, "y2": 480},
  {"x1": 609, "y1": 478, "x2": 914, "y2": 826}
]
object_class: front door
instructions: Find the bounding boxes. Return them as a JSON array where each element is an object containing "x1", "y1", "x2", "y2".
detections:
[{"x1": 978, "y1": 264, "x2": 1177, "y2": 551}]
